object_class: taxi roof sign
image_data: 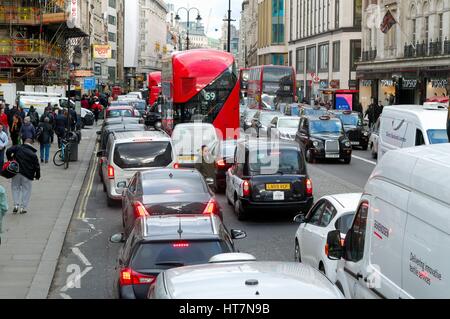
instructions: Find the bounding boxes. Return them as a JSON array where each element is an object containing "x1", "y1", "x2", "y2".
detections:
[{"x1": 319, "y1": 115, "x2": 331, "y2": 120}]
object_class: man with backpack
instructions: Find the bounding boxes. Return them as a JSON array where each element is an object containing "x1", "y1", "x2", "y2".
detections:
[
  {"x1": 27, "y1": 106, "x2": 39, "y2": 128},
  {"x1": 37, "y1": 117, "x2": 54, "y2": 164},
  {"x1": 6, "y1": 139, "x2": 40, "y2": 215}
]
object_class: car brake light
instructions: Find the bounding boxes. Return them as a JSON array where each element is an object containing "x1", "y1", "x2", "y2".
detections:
[
  {"x1": 243, "y1": 180, "x2": 251, "y2": 197},
  {"x1": 325, "y1": 244, "x2": 329, "y2": 256},
  {"x1": 119, "y1": 268, "x2": 156, "y2": 286},
  {"x1": 173, "y1": 242, "x2": 190, "y2": 248},
  {"x1": 203, "y1": 198, "x2": 218, "y2": 215},
  {"x1": 107, "y1": 165, "x2": 115, "y2": 179},
  {"x1": 133, "y1": 201, "x2": 149, "y2": 218},
  {"x1": 305, "y1": 178, "x2": 313, "y2": 196},
  {"x1": 173, "y1": 163, "x2": 180, "y2": 169},
  {"x1": 215, "y1": 159, "x2": 226, "y2": 168}
]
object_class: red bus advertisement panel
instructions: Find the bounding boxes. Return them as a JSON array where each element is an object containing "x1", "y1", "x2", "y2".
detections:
[
  {"x1": 247, "y1": 65, "x2": 296, "y2": 110},
  {"x1": 161, "y1": 49, "x2": 240, "y2": 139},
  {"x1": 147, "y1": 71, "x2": 161, "y2": 106}
]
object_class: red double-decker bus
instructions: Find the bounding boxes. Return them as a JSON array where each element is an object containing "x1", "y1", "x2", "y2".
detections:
[
  {"x1": 247, "y1": 65, "x2": 296, "y2": 110},
  {"x1": 161, "y1": 49, "x2": 240, "y2": 139},
  {"x1": 147, "y1": 71, "x2": 161, "y2": 106}
]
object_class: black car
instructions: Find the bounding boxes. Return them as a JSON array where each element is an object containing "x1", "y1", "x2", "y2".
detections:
[
  {"x1": 295, "y1": 115, "x2": 352, "y2": 164},
  {"x1": 111, "y1": 214, "x2": 247, "y2": 299},
  {"x1": 212, "y1": 139, "x2": 237, "y2": 192},
  {"x1": 96, "y1": 123, "x2": 146, "y2": 181},
  {"x1": 121, "y1": 169, "x2": 223, "y2": 237},
  {"x1": 331, "y1": 110, "x2": 369, "y2": 150},
  {"x1": 225, "y1": 139, "x2": 314, "y2": 220}
]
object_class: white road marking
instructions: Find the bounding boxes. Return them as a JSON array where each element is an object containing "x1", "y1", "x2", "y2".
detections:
[
  {"x1": 72, "y1": 247, "x2": 92, "y2": 267},
  {"x1": 60, "y1": 293, "x2": 72, "y2": 299},
  {"x1": 60, "y1": 266, "x2": 93, "y2": 293},
  {"x1": 352, "y1": 155, "x2": 377, "y2": 166}
]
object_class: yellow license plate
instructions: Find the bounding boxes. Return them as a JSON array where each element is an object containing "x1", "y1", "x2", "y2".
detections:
[
  {"x1": 178, "y1": 155, "x2": 197, "y2": 161},
  {"x1": 266, "y1": 184, "x2": 291, "y2": 191}
]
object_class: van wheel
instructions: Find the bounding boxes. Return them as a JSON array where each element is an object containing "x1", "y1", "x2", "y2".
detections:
[
  {"x1": 343, "y1": 157, "x2": 352, "y2": 164},
  {"x1": 361, "y1": 145, "x2": 368, "y2": 151},
  {"x1": 227, "y1": 192, "x2": 232, "y2": 205},
  {"x1": 234, "y1": 197, "x2": 247, "y2": 221},
  {"x1": 295, "y1": 240, "x2": 302, "y2": 262},
  {"x1": 103, "y1": 182, "x2": 107, "y2": 192},
  {"x1": 107, "y1": 196, "x2": 115, "y2": 207},
  {"x1": 319, "y1": 262, "x2": 326, "y2": 274}
]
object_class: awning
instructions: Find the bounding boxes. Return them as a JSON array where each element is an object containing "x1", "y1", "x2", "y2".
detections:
[{"x1": 0, "y1": 56, "x2": 13, "y2": 69}]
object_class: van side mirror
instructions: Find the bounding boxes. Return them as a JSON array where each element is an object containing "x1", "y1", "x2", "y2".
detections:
[
  {"x1": 326, "y1": 230, "x2": 343, "y2": 260},
  {"x1": 231, "y1": 229, "x2": 247, "y2": 240}
]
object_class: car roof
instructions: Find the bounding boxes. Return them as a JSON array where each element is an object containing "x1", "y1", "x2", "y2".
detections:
[
  {"x1": 326, "y1": 193, "x2": 362, "y2": 212},
  {"x1": 162, "y1": 261, "x2": 343, "y2": 299},
  {"x1": 305, "y1": 116, "x2": 341, "y2": 122},
  {"x1": 173, "y1": 123, "x2": 215, "y2": 129},
  {"x1": 277, "y1": 116, "x2": 300, "y2": 120},
  {"x1": 104, "y1": 124, "x2": 145, "y2": 131},
  {"x1": 140, "y1": 168, "x2": 202, "y2": 181},
  {"x1": 112, "y1": 130, "x2": 170, "y2": 142},
  {"x1": 140, "y1": 215, "x2": 221, "y2": 241},
  {"x1": 107, "y1": 105, "x2": 134, "y2": 110}
]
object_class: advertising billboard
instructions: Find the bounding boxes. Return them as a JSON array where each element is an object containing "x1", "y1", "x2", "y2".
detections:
[{"x1": 93, "y1": 45, "x2": 112, "y2": 59}]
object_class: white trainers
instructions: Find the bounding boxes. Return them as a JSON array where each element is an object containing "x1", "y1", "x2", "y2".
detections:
[{"x1": 13, "y1": 206, "x2": 19, "y2": 214}]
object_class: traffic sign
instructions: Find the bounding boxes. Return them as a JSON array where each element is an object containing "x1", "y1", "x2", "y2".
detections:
[{"x1": 83, "y1": 77, "x2": 96, "y2": 90}]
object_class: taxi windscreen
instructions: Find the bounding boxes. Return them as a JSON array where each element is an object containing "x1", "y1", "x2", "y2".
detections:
[
  {"x1": 249, "y1": 148, "x2": 303, "y2": 175},
  {"x1": 309, "y1": 120, "x2": 343, "y2": 134},
  {"x1": 336, "y1": 114, "x2": 362, "y2": 126},
  {"x1": 113, "y1": 142, "x2": 172, "y2": 169}
]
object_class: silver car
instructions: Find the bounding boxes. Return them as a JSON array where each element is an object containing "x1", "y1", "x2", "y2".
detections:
[{"x1": 148, "y1": 253, "x2": 344, "y2": 299}]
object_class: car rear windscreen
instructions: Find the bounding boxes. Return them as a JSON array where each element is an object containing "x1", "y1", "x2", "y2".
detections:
[
  {"x1": 108, "y1": 109, "x2": 133, "y2": 118},
  {"x1": 131, "y1": 241, "x2": 230, "y2": 270},
  {"x1": 114, "y1": 142, "x2": 172, "y2": 169},
  {"x1": 249, "y1": 148, "x2": 304, "y2": 175},
  {"x1": 143, "y1": 178, "x2": 207, "y2": 195}
]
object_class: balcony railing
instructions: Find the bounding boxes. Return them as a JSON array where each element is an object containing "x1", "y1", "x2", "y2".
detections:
[
  {"x1": 361, "y1": 49, "x2": 377, "y2": 62},
  {"x1": 404, "y1": 38, "x2": 450, "y2": 58},
  {"x1": 0, "y1": 38, "x2": 63, "y2": 60}
]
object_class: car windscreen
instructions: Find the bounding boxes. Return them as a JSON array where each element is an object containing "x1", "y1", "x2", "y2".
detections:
[
  {"x1": 143, "y1": 178, "x2": 207, "y2": 195},
  {"x1": 113, "y1": 142, "x2": 172, "y2": 169},
  {"x1": 310, "y1": 120, "x2": 343, "y2": 134},
  {"x1": 336, "y1": 114, "x2": 361, "y2": 126},
  {"x1": 335, "y1": 213, "x2": 355, "y2": 235},
  {"x1": 427, "y1": 129, "x2": 449, "y2": 144},
  {"x1": 278, "y1": 118, "x2": 300, "y2": 128},
  {"x1": 131, "y1": 241, "x2": 230, "y2": 270},
  {"x1": 107, "y1": 109, "x2": 133, "y2": 118},
  {"x1": 249, "y1": 148, "x2": 303, "y2": 175}
]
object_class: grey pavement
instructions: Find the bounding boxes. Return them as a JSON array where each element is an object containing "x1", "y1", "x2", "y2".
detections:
[{"x1": 0, "y1": 126, "x2": 98, "y2": 299}]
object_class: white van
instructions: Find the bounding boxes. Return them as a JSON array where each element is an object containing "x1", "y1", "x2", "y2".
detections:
[
  {"x1": 378, "y1": 102, "x2": 448, "y2": 160},
  {"x1": 326, "y1": 144, "x2": 450, "y2": 299},
  {"x1": 17, "y1": 91, "x2": 67, "y2": 113}
]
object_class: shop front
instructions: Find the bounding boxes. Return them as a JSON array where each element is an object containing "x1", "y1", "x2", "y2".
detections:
[
  {"x1": 359, "y1": 79, "x2": 375, "y2": 110},
  {"x1": 378, "y1": 79, "x2": 396, "y2": 106},
  {"x1": 427, "y1": 78, "x2": 448, "y2": 100}
]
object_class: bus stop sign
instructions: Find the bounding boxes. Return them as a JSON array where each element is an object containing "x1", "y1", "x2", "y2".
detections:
[{"x1": 83, "y1": 77, "x2": 96, "y2": 90}]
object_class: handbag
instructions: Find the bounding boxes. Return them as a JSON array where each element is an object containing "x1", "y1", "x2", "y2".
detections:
[{"x1": 1, "y1": 160, "x2": 20, "y2": 179}]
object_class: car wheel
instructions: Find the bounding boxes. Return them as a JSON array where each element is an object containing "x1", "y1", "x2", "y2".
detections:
[
  {"x1": 295, "y1": 240, "x2": 302, "y2": 262},
  {"x1": 306, "y1": 149, "x2": 315, "y2": 164},
  {"x1": 227, "y1": 191, "x2": 233, "y2": 205},
  {"x1": 343, "y1": 156, "x2": 352, "y2": 164},
  {"x1": 234, "y1": 197, "x2": 247, "y2": 221},
  {"x1": 372, "y1": 151, "x2": 377, "y2": 159},
  {"x1": 103, "y1": 182, "x2": 107, "y2": 193},
  {"x1": 361, "y1": 144, "x2": 368, "y2": 151},
  {"x1": 107, "y1": 196, "x2": 115, "y2": 207},
  {"x1": 319, "y1": 262, "x2": 326, "y2": 274}
]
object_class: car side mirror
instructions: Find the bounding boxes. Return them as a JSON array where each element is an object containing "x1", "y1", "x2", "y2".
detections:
[
  {"x1": 96, "y1": 150, "x2": 104, "y2": 157},
  {"x1": 205, "y1": 178, "x2": 214, "y2": 186},
  {"x1": 110, "y1": 233, "x2": 126, "y2": 243},
  {"x1": 231, "y1": 229, "x2": 247, "y2": 240},
  {"x1": 293, "y1": 214, "x2": 306, "y2": 224},
  {"x1": 326, "y1": 230, "x2": 344, "y2": 260}
]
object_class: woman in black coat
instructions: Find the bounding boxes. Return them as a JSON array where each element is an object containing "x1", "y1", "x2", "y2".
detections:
[{"x1": 38, "y1": 117, "x2": 54, "y2": 163}]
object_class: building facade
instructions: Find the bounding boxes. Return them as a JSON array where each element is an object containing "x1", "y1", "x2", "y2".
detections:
[
  {"x1": 257, "y1": 0, "x2": 288, "y2": 66},
  {"x1": 287, "y1": 0, "x2": 362, "y2": 102},
  {"x1": 357, "y1": 0, "x2": 450, "y2": 108},
  {"x1": 178, "y1": 21, "x2": 209, "y2": 50},
  {"x1": 239, "y1": 0, "x2": 258, "y2": 67},
  {"x1": 221, "y1": 19, "x2": 240, "y2": 65}
]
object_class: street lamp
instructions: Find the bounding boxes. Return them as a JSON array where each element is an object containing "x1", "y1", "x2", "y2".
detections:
[
  {"x1": 175, "y1": 7, "x2": 202, "y2": 50},
  {"x1": 223, "y1": 0, "x2": 236, "y2": 53}
]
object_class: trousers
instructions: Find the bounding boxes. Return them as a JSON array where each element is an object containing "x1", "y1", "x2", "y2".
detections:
[
  {"x1": 11, "y1": 174, "x2": 33, "y2": 209},
  {"x1": 40, "y1": 143, "x2": 51, "y2": 162}
]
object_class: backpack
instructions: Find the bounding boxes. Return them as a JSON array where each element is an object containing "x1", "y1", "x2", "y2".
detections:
[{"x1": 35, "y1": 126, "x2": 43, "y2": 140}]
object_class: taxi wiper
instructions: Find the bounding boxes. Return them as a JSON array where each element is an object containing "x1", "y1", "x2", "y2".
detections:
[{"x1": 154, "y1": 261, "x2": 185, "y2": 267}]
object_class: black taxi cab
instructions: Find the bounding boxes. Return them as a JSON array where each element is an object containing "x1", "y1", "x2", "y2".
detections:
[
  {"x1": 225, "y1": 138, "x2": 314, "y2": 220},
  {"x1": 295, "y1": 115, "x2": 352, "y2": 164},
  {"x1": 331, "y1": 110, "x2": 369, "y2": 150}
]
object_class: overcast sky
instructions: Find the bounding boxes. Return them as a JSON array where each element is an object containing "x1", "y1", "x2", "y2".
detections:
[{"x1": 168, "y1": 0, "x2": 242, "y2": 39}]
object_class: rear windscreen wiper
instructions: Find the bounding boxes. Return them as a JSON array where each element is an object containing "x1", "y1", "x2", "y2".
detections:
[{"x1": 154, "y1": 262, "x2": 185, "y2": 267}]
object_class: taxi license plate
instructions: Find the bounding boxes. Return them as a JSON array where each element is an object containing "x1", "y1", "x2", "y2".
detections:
[
  {"x1": 351, "y1": 141, "x2": 360, "y2": 145},
  {"x1": 273, "y1": 191, "x2": 285, "y2": 201},
  {"x1": 325, "y1": 154, "x2": 340, "y2": 158},
  {"x1": 266, "y1": 184, "x2": 291, "y2": 191},
  {"x1": 178, "y1": 155, "x2": 197, "y2": 161}
]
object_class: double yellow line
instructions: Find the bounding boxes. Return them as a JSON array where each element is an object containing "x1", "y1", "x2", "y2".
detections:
[{"x1": 77, "y1": 143, "x2": 99, "y2": 220}]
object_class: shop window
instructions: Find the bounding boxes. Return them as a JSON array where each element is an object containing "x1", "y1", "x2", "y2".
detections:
[
  {"x1": 296, "y1": 47, "x2": 305, "y2": 74},
  {"x1": 318, "y1": 43, "x2": 329, "y2": 72},
  {"x1": 350, "y1": 40, "x2": 361, "y2": 71},
  {"x1": 306, "y1": 46, "x2": 316, "y2": 73},
  {"x1": 333, "y1": 41, "x2": 340, "y2": 72}
]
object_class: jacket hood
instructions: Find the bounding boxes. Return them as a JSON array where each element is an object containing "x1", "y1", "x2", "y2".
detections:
[{"x1": 23, "y1": 143, "x2": 38, "y2": 153}]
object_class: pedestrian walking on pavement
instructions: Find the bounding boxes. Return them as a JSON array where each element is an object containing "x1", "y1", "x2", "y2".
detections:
[
  {"x1": 365, "y1": 98, "x2": 377, "y2": 129},
  {"x1": 92, "y1": 99, "x2": 102, "y2": 124},
  {"x1": 9, "y1": 114, "x2": 22, "y2": 146},
  {"x1": 0, "y1": 106, "x2": 8, "y2": 134},
  {"x1": 6, "y1": 139, "x2": 40, "y2": 215},
  {"x1": 353, "y1": 102, "x2": 363, "y2": 114},
  {"x1": 27, "y1": 105, "x2": 40, "y2": 128},
  {"x1": 0, "y1": 123, "x2": 9, "y2": 168},
  {"x1": 38, "y1": 117, "x2": 54, "y2": 164},
  {"x1": 375, "y1": 102, "x2": 384, "y2": 124},
  {"x1": 17, "y1": 106, "x2": 26, "y2": 121},
  {"x1": 55, "y1": 109, "x2": 68, "y2": 148},
  {"x1": 20, "y1": 117, "x2": 36, "y2": 144},
  {"x1": 0, "y1": 185, "x2": 8, "y2": 243}
]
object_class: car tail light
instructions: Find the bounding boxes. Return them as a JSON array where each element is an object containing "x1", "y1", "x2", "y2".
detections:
[
  {"x1": 215, "y1": 159, "x2": 226, "y2": 168},
  {"x1": 173, "y1": 163, "x2": 180, "y2": 169},
  {"x1": 119, "y1": 268, "x2": 156, "y2": 286},
  {"x1": 133, "y1": 201, "x2": 149, "y2": 218},
  {"x1": 243, "y1": 180, "x2": 251, "y2": 197},
  {"x1": 107, "y1": 165, "x2": 115, "y2": 179},
  {"x1": 305, "y1": 178, "x2": 313, "y2": 197},
  {"x1": 173, "y1": 242, "x2": 190, "y2": 248},
  {"x1": 203, "y1": 198, "x2": 218, "y2": 215},
  {"x1": 325, "y1": 244, "x2": 329, "y2": 256}
]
